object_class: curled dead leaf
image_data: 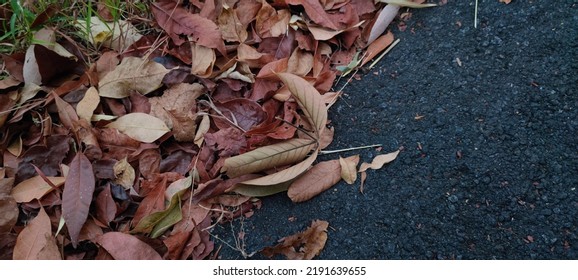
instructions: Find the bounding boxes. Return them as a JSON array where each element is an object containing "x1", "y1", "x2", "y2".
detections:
[
  {"x1": 358, "y1": 149, "x2": 400, "y2": 172},
  {"x1": 262, "y1": 220, "x2": 329, "y2": 260}
]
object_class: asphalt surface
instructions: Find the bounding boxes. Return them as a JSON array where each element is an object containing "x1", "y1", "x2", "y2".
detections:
[{"x1": 213, "y1": 0, "x2": 578, "y2": 259}]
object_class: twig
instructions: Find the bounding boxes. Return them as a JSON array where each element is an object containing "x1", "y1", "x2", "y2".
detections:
[
  {"x1": 319, "y1": 144, "x2": 382, "y2": 155},
  {"x1": 474, "y1": 0, "x2": 479, "y2": 28}
]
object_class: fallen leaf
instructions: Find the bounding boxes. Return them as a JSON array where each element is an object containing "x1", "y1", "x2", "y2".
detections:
[
  {"x1": 105, "y1": 113, "x2": 170, "y2": 143},
  {"x1": 53, "y1": 92, "x2": 79, "y2": 131},
  {"x1": 75, "y1": 17, "x2": 143, "y2": 52},
  {"x1": 218, "y1": 6, "x2": 248, "y2": 43},
  {"x1": 150, "y1": 83, "x2": 204, "y2": 142},
  {"x1": 499, "y1": 0, "x2": 512, "y2": 4},
  {"x1": 95, "y1": 184, "x2": 116, "y2": 226},
  {"x1": 236, "y1": 149, "x2": 319, "y2": 187},
  {"x1": 222, "y1": 138, "x2": 317, "y2": 178},
  {"x1": 11, "y1": 176, "x2": 66, "y2": 203},
  {"x1": 98, "y1": 57, "x2": 170, "y2": 99},
  {"x1": 277, "y1": 72, "x2": 328, "y2": 138},
  {"x1": 367, "y1": 4, "x2": 399, "y2": 45},
  {"x1": 76, "y1": 87, "x2": 100, "y2": 122},
  {"x1": 96, "y1": 232, "x2": 162, "y2": 260},
  {"x1": 359, "y1": 149, "x2": 400, "y2": 172},
  {"x1": 262, "y1": 220, "x2": 329, "y2": 260},
  {"x1": 13, "y1": 207, "x2": 61, "y2": 260},
  {"x1": 62, "y1": 152, "x2": 95, "y2": 248},
  {"x1": 0, "y1": 178, "x2": 18, "y2": 233},
  {"x1": 151, "y1": 0, "x2": 225, "y2": 54},
  {"x1": 378, "y1": 0, "x2": 438, "y2": 8},
  {"x1": 112, "y1": 158, "x2": 135, "y2": 189},
  {"x1": 339, "y1": 155, "x2": 360, "y2": 184},
  {"x1": 288, "y1": 159, "x2": 342, "y2": 202}
]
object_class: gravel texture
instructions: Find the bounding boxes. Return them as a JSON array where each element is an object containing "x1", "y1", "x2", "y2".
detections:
[{"x1": 213, "y1": 0, "x2": 578, "y2": 259}]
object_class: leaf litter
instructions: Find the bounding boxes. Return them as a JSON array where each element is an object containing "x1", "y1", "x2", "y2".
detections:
[{"x1": 0, "y1": 0, "x2": 436, "y2": 259}]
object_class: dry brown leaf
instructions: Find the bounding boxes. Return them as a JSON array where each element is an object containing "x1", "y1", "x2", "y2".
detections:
[
  {"x1": 358, "y1": 149, "x2": 400, "y2": 172},
  {"x1": 194, "y1": 114, "x2": 210, "y2": 147},
  {"x1": 339, "y1": 155, "x2": 360, "y2": 184},
  {"x1": 105, "y1": 113, "x2": 170, "y2": 143},
  {"x1": 361, "y1": 32, "x2": 394, "y2": 66},
  {"x1": 190, "y1": 42, "x2": 216, "y2": 77},
  {"x1": 236, "y1": 149, "x2": 319, "y2": 187},
  {"x1": 13, "y1": 207, "x2": 61, "y2": 260},
  {"x1": 11, "y1": 176, "x2": 66, "y2": 203},
  {"x1": 499, "y1": 0, "x2": 512, "y2": 4},
  {"x1": 0, "y1": 178, "x2": 18, "y2": 233},
  {"x1": 288, "y1": 159, "x2": 342, "y2": 202},
  {"x1": 222, "y1": 138, "x2": 317, "y2": 179},
  {"x1": 113, "y1": 158, "x2": 135, "y2": 189},
  {"x1": 76, "y1": 87, "x2": 100, "y2": 122},
  {"x1": 98, "y1": 57, "x2": 170, "y2": 99},
  {"x1": 150, "y1": 83, "x2": 204, "y2": 142},
  {"x1": 96, "y1": 232, "x2": 162, "y2": 260},
  {"x1": 218, "y1": 6, "x2": 248, "y2": 43},
  {"x1": 262, "y1": 220, "x2": 329, "y2": 260},
  {"x1": 277, "y1": 72, "x2": 328, "y2": 138},
  {"x1": 287, "y1": 48, "x2": 314, "y2": 77}
]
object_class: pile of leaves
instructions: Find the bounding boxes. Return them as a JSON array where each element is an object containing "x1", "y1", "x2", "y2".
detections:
[{"x1": 0, "y1": 0, "x2": 436, "y2": 260}]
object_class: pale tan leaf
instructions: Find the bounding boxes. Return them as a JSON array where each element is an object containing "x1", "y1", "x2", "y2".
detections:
[
  {"x1": 98, "y1": 57, "x2": 170, "y2": 99},
  {"x1": 190, "y1": 42, "x2": 216, "y2": 77},
  {"x1": 194, "y1": 114, "x2": 210, "y2": 147},
  {"x1": 13, "y1": 207, "x2": 60, "y2": 260},
  {"x1": 113, "y1": 158, "x2": 135, "y2": 189},
  {"x1": 222, "y1": 138, "x2": 317, "y2": 178},
  {"x1": 339, "y1": 155, "x2": 360, "y2": 185},
  {"x1": 236, "y1": 150, "x2": 319, "y2": 187},
  {"x1": 262, "y1": 220, "x2": 329, "y2": 260},
  {"x1": 11, "y1": 176, "x2": 66, "y2": 203},
  {"x1": 105, "y1": 113, "x2": 170, "y2": 143},
  {"x1": 358, "y1": 150, "x2": 400, "y2": 172},
  {"x1": 378, "y1": 0, "x2": 438, "y2": 8},
  {"x1": 277, "y1": 72, "x2": 328, "y2": 138},
  {"x1": 76, "y1": 87, "x2": 100, "y2": 122},
  {"x1": 288, "y1": 159, "x2": 342, "y2": 202},
  {"x1": 7, "y1": 135, "x2": 22, "y2": 157},
  {"x1": 368, "y1": 4, "x2": 399, "y2": 45},
  {"x1": 319, "y1": 126, "x2": 334, "y2": 150},
  {"x1": 360, "y1": 171, "x2": 367, "y2": 193},
  {"x1": 227, "y1": 181, "x2": 290, "y2": 197},
  {"x1": 75, "y1": 17, "x2": 143, "y2": 52},
  {"x1": 287, "y1": 48, "x2": 313, "y2": 77}
]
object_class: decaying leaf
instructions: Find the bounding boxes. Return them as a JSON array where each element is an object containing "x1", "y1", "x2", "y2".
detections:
[
  {"x1": 262, "y1": 220, "x2": 329, "y2": 260},
  {"x1": 0, "y1": 178, "x2": 18, "y2": 233},
  {"x1": 98, "y1": 57, "x2": 170, "y2": 99},
  {"x1": 112, "y1": 158, "x2": 136, "y2": 189},
  {"x1": 76, "y1": 87, "x2": 100, "y2": 122},
  {"x1": 96, "y1": 232, "x2": 162, "y2": 260},
  {"x1": 11, "y1": 176, "x2": 66, "y2": 203},
  {"x1": 339, "y1": 155, "x2": 360, "y2": 184},
  {"x1": 222, "y1": 138, "x2": 316, "y2": 179},
  {"x1": 288, "y1": 159, "x2": 342, "y2": 202},
  {"x1": 150, "y1": 83, "x2": 204, "y2": 142},
  {"x1": 13, "y1": 207, "x2": 61, "y2": 260},
  {"x1": 75, "y1": 16, "x2": 143, "y2": 52},
  {"x1": 277, "y1": 72, "x2": 328, "y2": 138},
  {"x1": 358, "y1": 149, "x2": 400, "y2": 172},
  {"x1": 62, "y1": 152, "x2": 95, "y2": 248},
  {"x1": 105, "y1": 113, "x2": 170, "y2": 143}
]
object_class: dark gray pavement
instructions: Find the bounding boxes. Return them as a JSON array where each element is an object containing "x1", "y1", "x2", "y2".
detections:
[{"x1": 214, "y1": 0, "x2": 578, "y2": 259}]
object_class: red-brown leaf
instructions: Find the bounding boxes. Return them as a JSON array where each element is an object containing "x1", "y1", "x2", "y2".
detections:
[
  {"x1": 13, "y1": 207, "x2": 61, "y2": 260},
  {"x1": 151, "y1": 0, "x2": 225, "y2": 55},
  {"x1": 95, "y1": 184, "x2": 116, "y2": 226},
  {"x1": 96, "y1": 232, "x2": 162, "y2": 260},
  {"x1": 62, "y1": 152, "x2": 95, "y2": 248}
]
